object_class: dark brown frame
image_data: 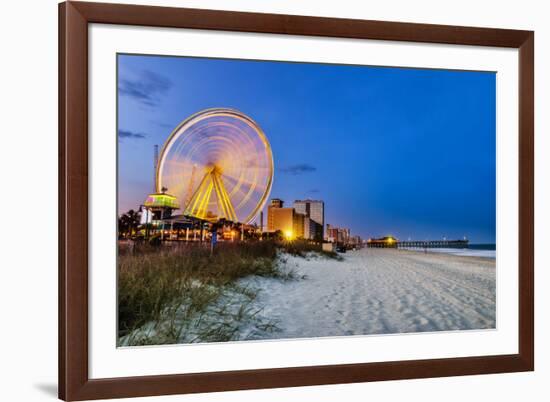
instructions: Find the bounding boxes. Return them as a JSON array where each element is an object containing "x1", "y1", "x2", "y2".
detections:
[{"x1": 59, "y1": 1, "x2": 534, "y2": 400}]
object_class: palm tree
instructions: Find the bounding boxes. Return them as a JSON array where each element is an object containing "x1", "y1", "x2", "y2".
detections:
[
  {"x1": 126, "y1": 209, "x2": 141, "y2": 236},
  {"x1": 118, "y1": 209, "x2": 141, "y2": 238}
]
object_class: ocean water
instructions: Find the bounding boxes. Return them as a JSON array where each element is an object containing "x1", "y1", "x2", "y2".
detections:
[{"x1": 403, "y1": 244, "x2": 496, "y2": 259}]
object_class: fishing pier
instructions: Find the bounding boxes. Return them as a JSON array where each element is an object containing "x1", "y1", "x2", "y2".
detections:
[{"x1": 367, "y1": 236, "x2": 469, "y2": 249}]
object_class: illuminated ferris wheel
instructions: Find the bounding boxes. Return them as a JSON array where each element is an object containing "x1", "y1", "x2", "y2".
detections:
[{"x1": 156, "y1": 108, "x2": 274, "y2": 224}]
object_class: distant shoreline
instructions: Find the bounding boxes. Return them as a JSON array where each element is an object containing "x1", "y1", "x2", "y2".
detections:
[{"x1": 399, "y1": 246, "x2": 496, "y2": 259}]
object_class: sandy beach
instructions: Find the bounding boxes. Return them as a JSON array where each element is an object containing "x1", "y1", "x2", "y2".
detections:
[{"x1": 242, "y1": 248, "x2": 496, "y2": 340}]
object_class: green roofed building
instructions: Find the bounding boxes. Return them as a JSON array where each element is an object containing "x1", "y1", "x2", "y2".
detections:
[
  {"x1": 144, "y1": 193, "x2": 180, "y2": 210},
  {"x1": 143, "y1": 191, "x2": 180, "y2": 222}
]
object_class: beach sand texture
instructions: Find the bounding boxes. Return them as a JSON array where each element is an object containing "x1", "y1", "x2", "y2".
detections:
[{"x1": 243, "y1": 248, "x2": 496, "y2": 339}]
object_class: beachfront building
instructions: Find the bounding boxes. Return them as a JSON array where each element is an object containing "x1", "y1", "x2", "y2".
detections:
[
  {"x1": 267, "y1": 205, "x2": 294, "y2": 238},
  {"x1": 349, "y1": 235, "x2": 362, "y2": 247},
  {"x1": 267, "y1": 198, "x2": 306, "y2": 239},
  {"x1": 293, "y1": 212, "x2": 306, "y2": 239},
  {"x1": 293, "y1": 199, "x2": 324, "y2": 240},
  {"x1": 339, "y1": 228, "x2": 351, "y2": 243},
  {"x1": 367, "y1": 236, "x2": 399, "y2": 248},
  {"x1": 267, "y1": 198, "x2": 285, "y2": 231},
  {"x1": 142, "y1": 189, "x2": 180, "y2": 223},
  {"x1": 326, "y1": 224, "x2": 353, "y2": 244},
  {"x1": 326, "y1": 224, "x2": 338, "y2": 243},
  {"x1": 139, "y1": 189, "x2": 182, "y2": 240},
  {"x1": 303, "y1": 216, "x2": 320, "y2": 241},
  {"x1": 267, "y1": 199, "x2": 291, "y2": 235},
  {"x1": 269, "y1": 198, "x2": 284, "y2": 209}
]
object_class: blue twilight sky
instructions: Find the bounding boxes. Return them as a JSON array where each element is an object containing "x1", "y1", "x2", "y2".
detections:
[{"x1": 117, "y1": 54, "x2": 496, "y2": 243}]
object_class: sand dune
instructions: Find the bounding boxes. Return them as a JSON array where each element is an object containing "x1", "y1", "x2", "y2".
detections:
[{"x1": 242, "y1": 248, "x2": 496, "y2": 340}]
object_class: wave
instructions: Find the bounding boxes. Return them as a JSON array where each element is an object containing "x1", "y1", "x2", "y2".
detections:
[{"x1": 402, "y1": 247, "x2": 496, "y2": 259}]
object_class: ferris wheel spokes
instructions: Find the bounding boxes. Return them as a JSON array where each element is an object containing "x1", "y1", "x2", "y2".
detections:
[{"x1": 184, "y1": 165, "x2": 238, "y2": 222}]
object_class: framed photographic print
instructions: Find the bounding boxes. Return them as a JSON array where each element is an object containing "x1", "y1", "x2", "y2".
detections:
[{"x1": 59, "y1": 1, "x2": 534, "y2": 400}]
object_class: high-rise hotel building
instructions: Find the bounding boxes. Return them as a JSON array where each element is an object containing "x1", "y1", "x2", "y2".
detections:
[
  {"x1": 293, "y1": 199, "x2": 324, "y2": 240},
  {"x1": 267, "y1": 198, "x2": 305, "y2": 239},
  {"x1": 267, "y1": 198, "x2": 285, "y2": 233}
]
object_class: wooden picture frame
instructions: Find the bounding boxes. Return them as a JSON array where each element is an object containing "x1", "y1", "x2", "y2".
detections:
[{"x1": 59, "y1": 1, "x2": 534, "y2": 400}]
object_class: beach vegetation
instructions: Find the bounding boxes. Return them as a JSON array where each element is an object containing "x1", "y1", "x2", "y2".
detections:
[{"x1": 118, "y1": 239, "x2": 337, "y2": 346}]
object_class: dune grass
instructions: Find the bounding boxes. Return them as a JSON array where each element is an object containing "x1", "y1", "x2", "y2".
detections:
[
  {"x1": 280, "y1": 239, "x2": 343, "y2": 260},
  {"x1": 118, "y1": 239, "x2": 340, "y2": 346}
]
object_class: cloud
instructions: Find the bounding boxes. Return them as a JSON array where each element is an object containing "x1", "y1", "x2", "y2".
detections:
[
  {"x1": 155, "y1": 122, "x2": 175, "y2": 129},
  {"x1": 119, "y1": 129, "x2": 146, "y2": 139},
  {"x1": 280, "y1": 164, "x2": 317, "y2": 175},
  {"x1": 119, "y1": 70, "x2": 172, "y2": 106}
]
